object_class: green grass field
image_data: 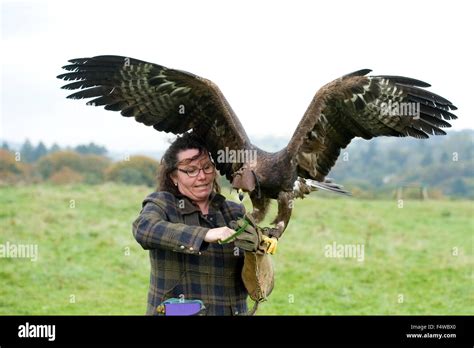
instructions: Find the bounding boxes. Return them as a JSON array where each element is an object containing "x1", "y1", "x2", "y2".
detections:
[{"x1": 1, "y1": 184, "x2": 472, "y2": 315}]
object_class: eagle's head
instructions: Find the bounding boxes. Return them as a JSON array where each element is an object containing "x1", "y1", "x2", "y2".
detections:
[{"x1": 231, "y1": 166, "x2": 260, "y2": 201}]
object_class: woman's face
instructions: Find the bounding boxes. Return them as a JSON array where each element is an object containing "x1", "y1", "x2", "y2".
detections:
[{"x1": 172, "y1": 148, "x2": 216, "y2": 203}]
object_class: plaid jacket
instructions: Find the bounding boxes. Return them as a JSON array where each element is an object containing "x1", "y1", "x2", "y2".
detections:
[{"x1": 132, "y1": 191, "x2": 248, "y2": 315}]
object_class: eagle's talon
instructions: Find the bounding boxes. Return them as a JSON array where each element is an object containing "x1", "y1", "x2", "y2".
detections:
[{"x1": 262, "y1": 236, "x2": 278, "y2": 255}]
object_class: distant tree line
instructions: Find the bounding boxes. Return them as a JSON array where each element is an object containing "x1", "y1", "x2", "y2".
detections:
[
  {"x1": 0, "y1": 140, "x2": 159, "y2": 187},
  {"x1": 326, "y1": 130, "x2": 473, "y2": 199},
  {"x1": 1, "y1": 130, "x2": 472, "y2": 199},
  {"x1": 1, "y1": 140, "x2": 107, "y2": 163}
]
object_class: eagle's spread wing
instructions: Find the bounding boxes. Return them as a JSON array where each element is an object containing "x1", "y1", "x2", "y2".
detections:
[
  {"x1": 57, "y1": 55, "x2": 251, "y2": 180},
  {"x1": 287, "y1": 69, "x2": 457, "y2": 182}
]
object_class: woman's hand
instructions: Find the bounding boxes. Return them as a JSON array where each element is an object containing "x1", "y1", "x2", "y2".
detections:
[{"x1": 204, "y1": 226, "x2": 237, "y2": 243}]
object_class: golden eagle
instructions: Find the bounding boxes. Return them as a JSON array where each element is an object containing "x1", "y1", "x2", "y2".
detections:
[{"x1": 57, "y1": 55, "x2": 457, "y2": 251}]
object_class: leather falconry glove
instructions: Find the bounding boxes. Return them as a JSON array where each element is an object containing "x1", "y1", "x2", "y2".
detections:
[{"x1": 227, "y1": 214, "x2": 267, "y2": 254}]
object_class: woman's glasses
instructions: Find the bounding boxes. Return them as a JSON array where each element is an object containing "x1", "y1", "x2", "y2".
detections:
[{"x1": 177, "y1": 162, "x2": 215, "y2": 177}]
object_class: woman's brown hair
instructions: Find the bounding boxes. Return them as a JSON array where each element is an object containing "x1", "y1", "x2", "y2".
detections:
[{"x1": 157, "y1": 132, "x2": 221, "y2": 195}]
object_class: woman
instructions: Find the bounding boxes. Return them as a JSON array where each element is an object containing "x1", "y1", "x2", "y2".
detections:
[{"x1": 132, "y1": 133, "x2": 248, "y2": 315}]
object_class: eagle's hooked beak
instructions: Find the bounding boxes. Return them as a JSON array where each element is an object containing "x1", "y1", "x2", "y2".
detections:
[{"x1": 238, "y1": 189, "x2": 244, "y2": 202}]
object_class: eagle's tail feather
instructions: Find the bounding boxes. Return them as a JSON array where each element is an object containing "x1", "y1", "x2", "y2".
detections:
[{"x1": 305, "y1": 178, "x2": 352, "y2": 196}]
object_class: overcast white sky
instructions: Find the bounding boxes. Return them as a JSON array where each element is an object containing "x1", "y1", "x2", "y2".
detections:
[{"x1": 1, "y1": 0, "x2": 473, "y2": 152}]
